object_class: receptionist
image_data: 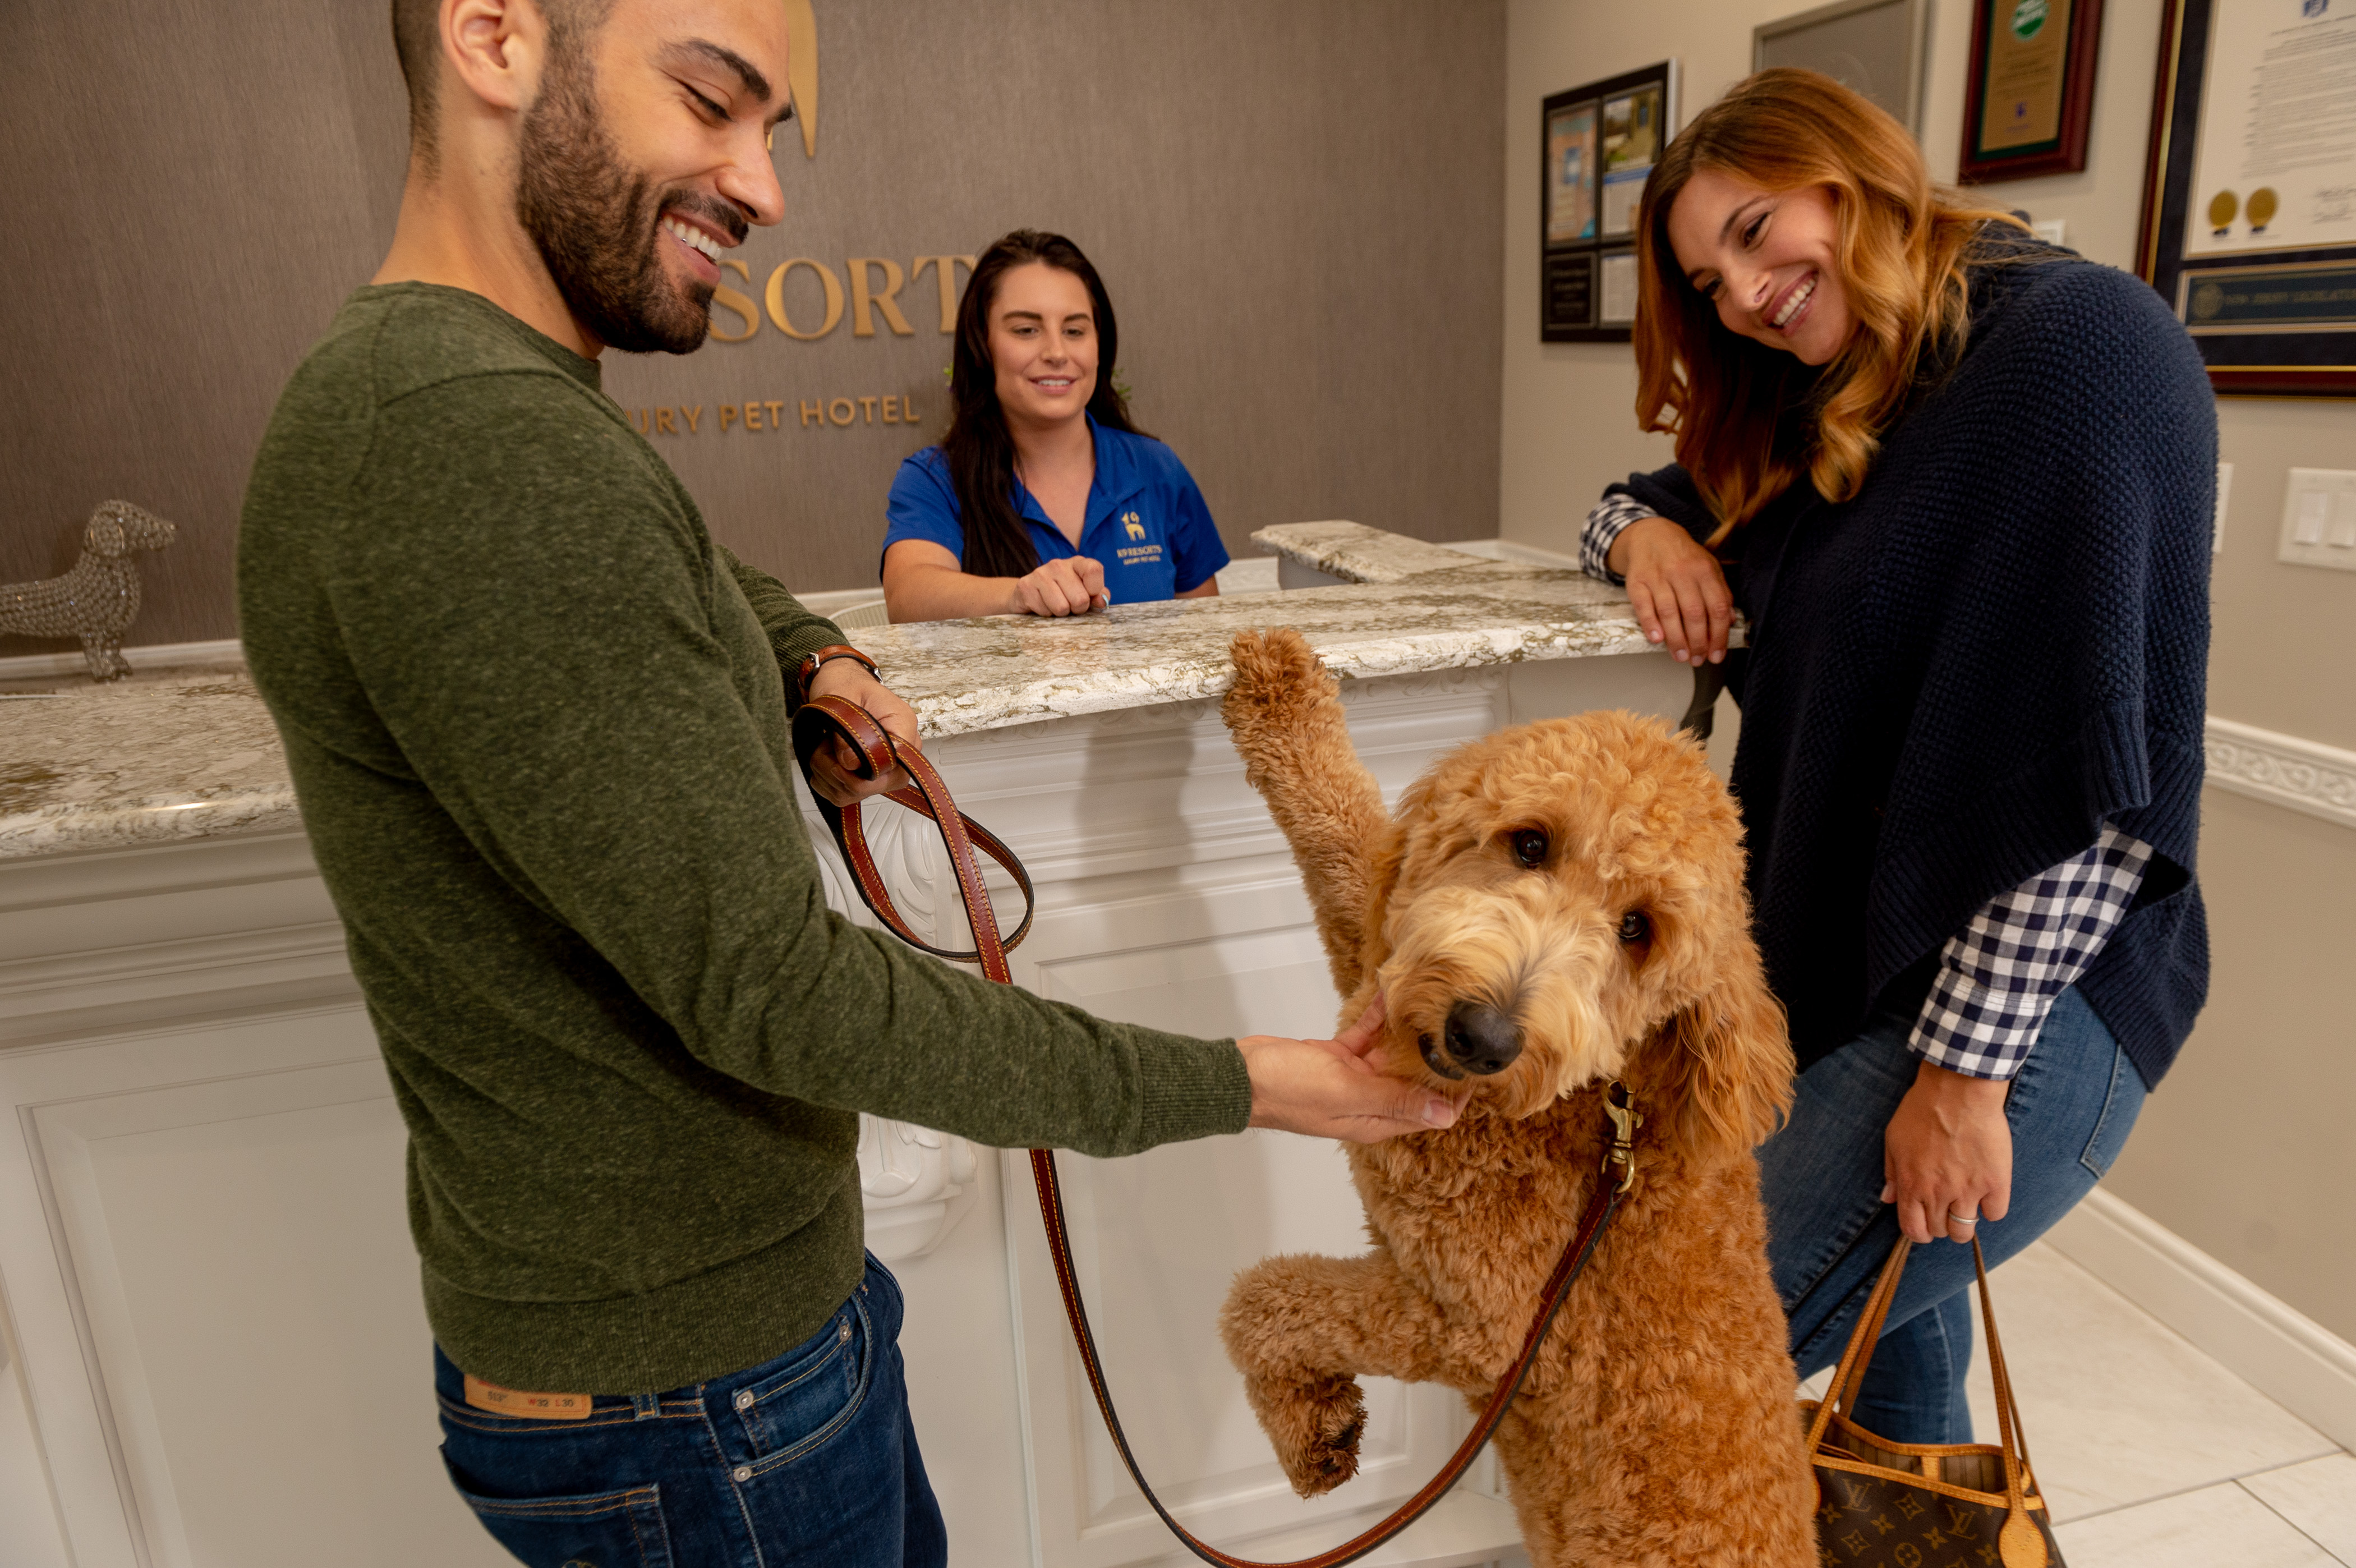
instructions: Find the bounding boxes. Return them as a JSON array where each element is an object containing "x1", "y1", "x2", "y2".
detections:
[{"x1": 880, "y1": 229, "x2": 1228, "y2": 620}]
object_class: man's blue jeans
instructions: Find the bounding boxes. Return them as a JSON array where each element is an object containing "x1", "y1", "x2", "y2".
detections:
[
  {"x1": 437, "y1": 1252, "x2": 947, "y2": 1568},
  {"x1": 1759, "y1": 987, "x2": 2146, "y2": 1445}
]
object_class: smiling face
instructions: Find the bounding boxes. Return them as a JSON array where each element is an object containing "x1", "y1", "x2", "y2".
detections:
[
  {"x1": 986, "y1": 263, "x2": 1101, "y2": 432},
  {"x1": 514, "y1": 0, "x2": 794, "y2": 353},
  {"x1": 1365, "y1": 712, "x2": 1788, "y2": 1147},
  {"x1": 1664, "y1": 166, "x2": 1855, "y2": 366}
]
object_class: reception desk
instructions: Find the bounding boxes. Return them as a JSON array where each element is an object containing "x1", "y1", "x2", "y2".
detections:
[{"x1": 0, "y1": 525, "x2": 1710, "y2": 1568}]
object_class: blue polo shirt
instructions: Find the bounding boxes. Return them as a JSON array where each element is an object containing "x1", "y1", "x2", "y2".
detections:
[{"x1": 882, "y1": 418, "x2": 1230, "y2": 603}]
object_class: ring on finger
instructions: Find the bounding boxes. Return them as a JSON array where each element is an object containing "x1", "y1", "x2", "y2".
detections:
[{"x1": 1948, "y1": 1210, "x2": 1978, "y2": 1226}]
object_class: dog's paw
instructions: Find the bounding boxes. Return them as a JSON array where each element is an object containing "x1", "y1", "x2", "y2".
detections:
[
  {"x1": 1244, "y1": 1372, "x2": 1366, "y2": 1497},
  {"x1": 1223, "y1": 628, "x2": 1338, "y2": 740}
]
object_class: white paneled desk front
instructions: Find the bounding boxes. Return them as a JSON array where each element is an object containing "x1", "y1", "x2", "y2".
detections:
[{"x1": 0, "y1": 525, "x2": 1717, "y2": 1568}]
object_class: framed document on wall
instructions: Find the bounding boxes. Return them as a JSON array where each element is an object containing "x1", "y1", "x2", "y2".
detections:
[
  {"x1": 1957, "y1": 0, "x2": 2104, "y2": 182},
  {"x1": 1754, "y1": 0, "x2": 1930, "y2": 134},
  {"x1": 2139, "y1": 0, "x2": 2356, "y2": 394},
  {"x1": 1541, "y1": 61, "x2": 1679, "y2": 343}
]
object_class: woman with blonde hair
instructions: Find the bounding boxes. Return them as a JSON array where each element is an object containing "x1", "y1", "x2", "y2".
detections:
[{"x1": 1580, "y1": 70, "x2": 2214, "y2": 1442}]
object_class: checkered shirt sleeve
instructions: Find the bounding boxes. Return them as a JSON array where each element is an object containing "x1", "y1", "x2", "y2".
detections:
[
  {"x1": 1908, "y1": 825, "x2": 2155, "y2": 1079},
  {"x1": 1580, "y1": 494, "x2": 1659, "y2": 586}
]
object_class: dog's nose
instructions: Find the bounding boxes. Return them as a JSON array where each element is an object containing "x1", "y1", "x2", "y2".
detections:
[{"x1": 1443, "y1": 1002, "x2": 1522, "y2": 1076}]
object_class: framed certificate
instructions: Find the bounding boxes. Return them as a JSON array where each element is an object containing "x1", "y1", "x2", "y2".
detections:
[
  {"x1": 1545, "y1": 100, "x2": 1598, "y2": 245},
  {"x1": 1957, "y1": 0, "x2": 2104, "y2": 182},
  {"x1": 1754, "y1": 0, "x2": 1930, "y2": 134},
  {"x1": 1541, "y1": 61, "x2": 1679, "y2": 343},
  {"x1": 2138, "y1": 0, "x2": 2356, "y2": 394}
]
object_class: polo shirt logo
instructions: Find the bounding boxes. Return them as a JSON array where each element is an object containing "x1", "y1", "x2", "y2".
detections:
[{"x1": 1122, "y1": 512, "x2": 1146, "y2": 540}]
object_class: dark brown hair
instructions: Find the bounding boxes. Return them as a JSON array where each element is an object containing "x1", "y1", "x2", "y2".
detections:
[
  {"x1": 943, "y1": 230, "x2": 1148, "y2": 580},
  {"x1": 390, "y1": 0, "x2": 614, "y2": 173},
  {"x1": 1632, "y1": 69, "x2": 2024, "y2": 540}
]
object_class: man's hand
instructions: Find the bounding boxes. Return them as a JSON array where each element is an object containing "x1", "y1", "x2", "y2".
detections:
[
  {"x1": 1607, "y1": 515, "x2": 1732, "y2": 667},
  {"x1": 804, "y1": 659, "x2": 923, "y2": 807},
  {"x1": 1882, "y1": 1058, "x2": 2013, "y2": 1244},
  {"x1": 1010, "y1": 557, "x2": 1108, "y2": 617},
  {"x1": 1238, "y1": 994, "x2": 1461, "y2": 1144}
]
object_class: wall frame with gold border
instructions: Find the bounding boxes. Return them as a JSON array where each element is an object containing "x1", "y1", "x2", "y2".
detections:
[{"x1": 2137, "y1": 0, "x2": 2356, "y2": 396}]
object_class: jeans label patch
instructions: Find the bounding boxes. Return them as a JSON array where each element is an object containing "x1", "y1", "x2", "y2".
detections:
[{"x1": 464, "y1": 1372, "x2": 593, "y2": 1420}]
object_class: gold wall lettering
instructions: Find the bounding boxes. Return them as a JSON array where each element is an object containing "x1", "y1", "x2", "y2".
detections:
[
  {"x1": 760, "y1": 259, "x2": 843, "y2": 339},
  {"x1": 710, "y1": 260, "x2": 761, "y2": 341},
  {"x1": 909, "y1": 256, "x2": 969, "y2": 332},
  {"x1": 781, "y1": 0, "x2": 817, "y2": 159},
  {"x1": 848, "y1": 258, "x2": 913, "y2": 336},
  {"x1": 629, "y1": 394, "x2": 928, "y2": 435},
  {"x1": 720, "y1": 255, "x2": 978, "y2": 343}
]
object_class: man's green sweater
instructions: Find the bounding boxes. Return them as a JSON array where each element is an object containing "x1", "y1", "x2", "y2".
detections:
[{"x1": 237, "y1": 284, "x2": 1251, "y2": 1393}]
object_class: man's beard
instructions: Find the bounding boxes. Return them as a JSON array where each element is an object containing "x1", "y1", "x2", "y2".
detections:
[{"x1": 514, "y1": 40, "x2": 738, "y2": 355}]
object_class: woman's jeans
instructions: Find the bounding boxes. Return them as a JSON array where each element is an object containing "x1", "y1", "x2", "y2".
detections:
[
  {"x1": 1760, "y1": 986, "x2": 2146, "y2": 1446},
  {"x1": 436, "y1": 1253, "x2": 946, "y2": 1568}
]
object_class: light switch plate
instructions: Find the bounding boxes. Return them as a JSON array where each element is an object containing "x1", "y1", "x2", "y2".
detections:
[
  {"x1": 2215, "y1": 461, "x2": 2232, "y2": 554},
  {"x1": 2279, "y1": 468, "x2": 2356, "y2": 571},
  {"x1": 2031, "y1": 218, "x2": 2067, "y2": 247}
]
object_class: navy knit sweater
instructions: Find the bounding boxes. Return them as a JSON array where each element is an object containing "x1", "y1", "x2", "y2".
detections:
[{"x1": 1609, "y1": 250, "x2": 2215, "y2": 1089}]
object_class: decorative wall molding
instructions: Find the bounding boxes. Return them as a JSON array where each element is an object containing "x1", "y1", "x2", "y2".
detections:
[
  {"x1": 2204, "y1": 715, "x2": 2356, "y2": 830},
  {"x1": 857, "y1": 1117, "x2": 977, "y2": 1263},
  {"x1": 0, "y1": 638, "x2": 242, "y2": 682},
  {"x1": 0, "y1": 921, "x2": 357, "y2": 1047},
  {"x1": 0, "y1": 831, "x2": 352, "y2": 1046},
  {"x1": 2044, "y1": 1188, "x2": 2356, "y2": 1451}
]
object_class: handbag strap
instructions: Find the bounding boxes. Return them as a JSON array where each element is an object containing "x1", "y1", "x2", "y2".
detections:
[
  {"x1": 794, "y1": 696, "x2": 1632, "y2": 1568},
  {"x1": 1809, "y1": 1234, "x2": 2049, "y2": 1565},
  {"x1": 1968, "y1": 1236, "x2": 2050, "y2": 1564},
  {"x1": 1806, "y1": 1237, "x2": 1911, "y2": 1451}
]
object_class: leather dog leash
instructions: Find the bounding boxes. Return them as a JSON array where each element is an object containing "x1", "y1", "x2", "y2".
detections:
[{"x1": 791, "y1": 688, "x2": 1632, "y2": 1568}]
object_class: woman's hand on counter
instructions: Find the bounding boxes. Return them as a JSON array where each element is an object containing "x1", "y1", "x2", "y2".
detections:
[
  {"x1": 881, "y1": 540, "x2": 1108, "y2": 621},
  {"x1": 1239, "y1": 993, "x2": 1461, "y2": 1143},
  {"x1": 803, "y1": 660, "x2": 924, "y2": 807},
  {"x1": 1607, "y1": 515, "x2": 1732, "y2": 666},
  {"x1": 1010, "y1": 556, "x2": 1109, "y2": 617}
]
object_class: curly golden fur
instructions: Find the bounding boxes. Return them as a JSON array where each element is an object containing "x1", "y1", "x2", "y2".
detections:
[{"x1": 1218, "y1": 629, "x2": 1815, "y2": 1566}]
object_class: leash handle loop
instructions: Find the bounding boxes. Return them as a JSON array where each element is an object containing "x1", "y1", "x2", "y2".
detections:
[
  {"x1": 791, "y1": 695, "x2": 1033, "y2": 971},
  {"x1": 1030, "y1": 1147, "x2": 1621, "y2": 1567},
  {"x1": 794, "y1": 695, "x2": 1625, "y2": 1567}
]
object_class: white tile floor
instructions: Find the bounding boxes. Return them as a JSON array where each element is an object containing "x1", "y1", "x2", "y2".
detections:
[{"x1": 1803, "y1": 1242, "x2": 2354, "y2": 1566}]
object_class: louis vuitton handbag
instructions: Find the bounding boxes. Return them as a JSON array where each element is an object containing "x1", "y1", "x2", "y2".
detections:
[{"x1": 1804, "y1": 1237, "x2": 2063, "y2": 1568}]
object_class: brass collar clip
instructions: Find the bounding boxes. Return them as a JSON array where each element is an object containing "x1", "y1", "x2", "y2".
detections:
[{"x1": 1602, "y1": 1080, "x2": 1641, "y2": 1194}]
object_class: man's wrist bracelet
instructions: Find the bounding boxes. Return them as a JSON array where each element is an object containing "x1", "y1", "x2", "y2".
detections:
[{"x1": 794, "y1": 643, "x2": 878, "y2": 706}]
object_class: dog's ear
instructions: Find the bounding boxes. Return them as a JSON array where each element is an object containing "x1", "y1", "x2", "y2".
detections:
[
  {"x1": 83, "y1": 510, "x2": 128, "y2": 559},
  {"x1": 1346, "y1": 819, "x2": 1409, "y2": 994},
  {"x1": 1646, "y1": 940, "x2": 1794, "y2": 1164}
]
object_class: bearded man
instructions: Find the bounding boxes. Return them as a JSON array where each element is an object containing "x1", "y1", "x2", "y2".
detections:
[{"x1": 236, "y1": 3, "x2": 1457, "y2": 1564}]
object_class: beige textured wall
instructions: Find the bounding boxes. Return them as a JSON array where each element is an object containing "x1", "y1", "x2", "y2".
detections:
[
  {"x1": 2108, "y1": 389, "x2": 2356, "y2": 1346},
  {"x1": 0, "y1": 0, "x2": 1503, "y2": 652},
  {"x1": 0, "y1": 0, "x2": 409, "y2": 654},
  {"x1": 1501, "y1": 0, "x2": 2356, "y2": 1337}
]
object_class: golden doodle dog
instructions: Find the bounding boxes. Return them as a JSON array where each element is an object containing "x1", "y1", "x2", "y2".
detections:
[{"x1": 1218, "y1": 628, "x2": 1815, "y2": 1567}]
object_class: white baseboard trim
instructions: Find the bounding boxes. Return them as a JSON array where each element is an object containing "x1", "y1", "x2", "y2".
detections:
[
  {"x1": 2044, "y1": 1188, "x2": 2356, "y2": 1450},
  {"x1": 2205, "y1": 715, "x2": 2356, "y2": 830},
  {"x1": 0, "y1": 637, "x2": 244, "y2": 681}
]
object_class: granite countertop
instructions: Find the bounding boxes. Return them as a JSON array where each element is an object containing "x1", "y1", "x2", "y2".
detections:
[
  {"x1": 852, "y1": 521, "x2": 1657, "y2": 736},
  {"x1": 0, "y1": 523, "x2": 1654, "y2": 862},
  {"x1": 0, "y1": 667, "x2": 296, "y2": 861}
]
